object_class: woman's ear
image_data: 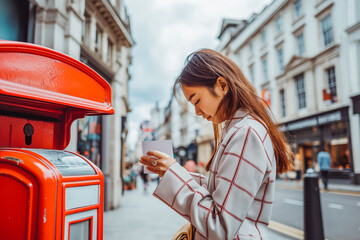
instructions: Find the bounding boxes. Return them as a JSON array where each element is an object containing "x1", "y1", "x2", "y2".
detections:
[{"x1": 216, "y1": 77, "x2": 229, "y2": 95}]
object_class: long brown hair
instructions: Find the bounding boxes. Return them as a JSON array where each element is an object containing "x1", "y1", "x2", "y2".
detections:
[{"x1": 173, "y1": 49, "x2": 293, "y2": 174}]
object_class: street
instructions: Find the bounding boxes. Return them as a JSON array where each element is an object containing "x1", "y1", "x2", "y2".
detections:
[
  {"x1": 272, "y1": 186, "x2": 360, "y2": 240},
  {"x1": 104, "y1": 177, "x2": 293, "y2": 240},
  {"x1": 104, "y1": 177, "x2": 360, "y2": 240}
]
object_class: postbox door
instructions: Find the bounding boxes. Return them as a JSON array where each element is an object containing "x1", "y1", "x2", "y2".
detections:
[{"x1": 0, "y1": 163, "x2": 38, "y2": 240}]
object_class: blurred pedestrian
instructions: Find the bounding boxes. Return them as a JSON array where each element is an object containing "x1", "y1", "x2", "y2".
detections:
[
  {"x1": 140, "y1": 49, "x2": 293, "y2": 239},
  {"x1": 294, "y1": 154, "x2": 302, "y2": 187},
  {"x1": 138, "y1": 165, "x2": 149, "y2": 192},
  {"x1": 317, "y1": 148, "x2": 331, "y2": 190},
  {"x1": 184, "y1": 159, "x2": 197, "y2": 172}
]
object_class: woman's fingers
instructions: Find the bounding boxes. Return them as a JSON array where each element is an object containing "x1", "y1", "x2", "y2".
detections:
[
  {"x1": 140, "y1": 155, "x2": 159, "y2": 166},
  {"x1": 140, "y1": 150, "x2": 176, "y2": 177},
  {"x1": 146, "y1": 150, "x2": 170, "y2": 159},
  {"x1": 146, "y1": 166, "x2": 164, "y2": 177}
]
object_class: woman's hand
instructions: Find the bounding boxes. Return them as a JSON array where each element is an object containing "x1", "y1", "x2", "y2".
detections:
[{"x1": 140, "y1": 150, "x2": 176, "y2": 177}]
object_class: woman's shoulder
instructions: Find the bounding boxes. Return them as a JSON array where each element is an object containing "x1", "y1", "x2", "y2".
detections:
[{"x1": 227, "y1": 115, "x2": 268, "y2": 142}]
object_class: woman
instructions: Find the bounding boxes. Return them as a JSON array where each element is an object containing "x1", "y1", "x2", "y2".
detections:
[{"x1": 140, "y1": 49, "x2": 292, "y2": 240}]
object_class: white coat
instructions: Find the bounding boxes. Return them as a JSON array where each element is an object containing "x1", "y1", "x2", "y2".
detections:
[{"x1": 154, "y1": 109, "x2": 276, "y2": 240}]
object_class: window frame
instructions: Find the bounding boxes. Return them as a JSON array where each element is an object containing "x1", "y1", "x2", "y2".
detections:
[
  {"x1": 275, "y1": 15, "x2": 282, "y2": 33},
  {"x1": 320, "y1": 14, "x2": 334, "y2": 47},
  {"x1": 249, "y1": 41, "x2": 254, "y2": 57},
  {"x1": 296, "y1": 33, "x2": 305, "y2": 56},
  {"x1": 295, "y1": 73, "x2": 306, "y2": 109},
  {"x1": 261, "y1": 57, "x2": 268, "y2": 83},
  {"x1": 249, "y1": 64, "x2": 255, "y2": 85},
  {"x1": 261, "y1": 30, "x2": 267, "y2": 46},
  {"x1": 326, "y1": 66, "x2": 337, "y2": 103},
  {"x1": 277, "y1": 47, "x2": 284, "y2": 72},
  {"x1": 95, "y1": 25, "x2": 103, "y2": 53},
  {"x1": 294, "y1": 0, "x2": 303, "y2": 19},
  {"x1": 107, "y1": 38, "x2": 113, "y2": 64},
  {"x1": 280, "y1": 89, "x2": 286, "y2": 117}
]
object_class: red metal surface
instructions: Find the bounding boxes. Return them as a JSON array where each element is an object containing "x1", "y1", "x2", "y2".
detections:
[
  {"x1": 0, "y1": 148, "x2": 105, "y2": 240},
  {"x1": 0, "y1": 149, "x2": 58, "y2": 240},
  {"x1": 0, "y1": 40, "x2": 108, "y2": 240},
  {"x1": 0, "y1": 40, "x2": 114, "y2": 149},
  {"x1": 0, "y1": 167, "x2": 38, "y2": 240}
]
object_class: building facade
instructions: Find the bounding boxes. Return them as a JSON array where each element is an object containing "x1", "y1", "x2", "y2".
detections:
[
  {"x1": 0, "y1": 0, "x2": 134, "y2": 208},
  {"x1": 217, "y1": 0, "x2": 360, "y2": 183}
]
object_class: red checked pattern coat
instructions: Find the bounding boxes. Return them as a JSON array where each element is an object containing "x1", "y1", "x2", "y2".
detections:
[{"x1": 153, "y1": 109, "x2": 276, "y2": 240}]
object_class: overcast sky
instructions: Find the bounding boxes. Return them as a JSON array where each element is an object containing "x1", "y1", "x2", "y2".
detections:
[{"x1": 123, "y1": 0, "x2": 272, "y2": 149}]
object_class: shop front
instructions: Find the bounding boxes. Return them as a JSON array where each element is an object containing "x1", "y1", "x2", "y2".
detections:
[
  {"x1": 281, "y1": 107, "x2": 353, "y2": 179},
  {"x1": 77, "y1": 116, "x2": 102, "y2": 167}
]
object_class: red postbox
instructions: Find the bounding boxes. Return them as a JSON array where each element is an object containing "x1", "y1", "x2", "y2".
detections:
[{"x1": 0, "y1": 40, "x2": 114, "y2": 240}]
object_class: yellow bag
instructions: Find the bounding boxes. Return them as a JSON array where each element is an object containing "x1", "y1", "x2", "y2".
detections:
[{"x1": 172, "y1": 222, "x2": 195, "y2": 240}]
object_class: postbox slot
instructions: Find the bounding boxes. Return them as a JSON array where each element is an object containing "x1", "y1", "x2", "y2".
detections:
[{"x1": 0, "y1": 115, "x2": 59, "y2": 149}]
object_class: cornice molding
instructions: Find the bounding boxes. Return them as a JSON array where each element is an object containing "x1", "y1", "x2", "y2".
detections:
[
  {"x1": 88, "y1": 0, "x2": 135, "y2": 47},
  {"x1": 80, "y1": 44, "x2": 115, "y2": 80}
]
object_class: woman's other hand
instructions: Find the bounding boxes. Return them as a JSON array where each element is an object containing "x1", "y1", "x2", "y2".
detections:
[{"x1": 140, "y1": 150, "x2": 177, "y2": 177}]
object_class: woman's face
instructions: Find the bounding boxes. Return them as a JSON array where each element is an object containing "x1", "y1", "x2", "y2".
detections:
[{"x1": 182, "y1": 84, "x2": 225, "y2": 124}]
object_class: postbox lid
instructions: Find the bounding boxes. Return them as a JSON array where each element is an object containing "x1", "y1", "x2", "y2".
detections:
[
  {"x1": 0, "y1": 40, "x2": 114, "y2": 115},
  {"x1": 0, "y1": 41, "x2": 114, "y2": 149}
]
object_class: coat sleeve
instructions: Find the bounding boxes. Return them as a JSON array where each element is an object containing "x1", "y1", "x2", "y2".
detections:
[
  {"x1": 189, "y1": 172, "x2": 208, "y2": 187},
  {"x1": 153, "y1": 125, "x2": 272, "y2": 239}
]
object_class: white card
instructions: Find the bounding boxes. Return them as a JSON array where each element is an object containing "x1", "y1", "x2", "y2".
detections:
[{"x1": 142, "y1": 140, "x2": 173, "y2": 174}]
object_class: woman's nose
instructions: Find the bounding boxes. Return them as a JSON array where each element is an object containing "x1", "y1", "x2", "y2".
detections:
[{"x1": 194, "y1": 106, "x2": 202, "y2": 116}]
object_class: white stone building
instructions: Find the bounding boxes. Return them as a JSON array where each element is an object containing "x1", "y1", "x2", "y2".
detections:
[
  {"x1": 0, "y1": 0, "x2": 134, "y2": 208},
  {"x1": 217, "y1": 0, "x2": 360, "y2": 183}
]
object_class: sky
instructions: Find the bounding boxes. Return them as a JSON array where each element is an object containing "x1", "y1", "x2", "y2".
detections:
[{"x1": 123, "y1": 0, "x2": 272, "y2": 150}]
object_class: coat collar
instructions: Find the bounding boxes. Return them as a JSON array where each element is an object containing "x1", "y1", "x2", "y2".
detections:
[{"x1": 221, "y1": 109, "x2": 249, "y2": 139}]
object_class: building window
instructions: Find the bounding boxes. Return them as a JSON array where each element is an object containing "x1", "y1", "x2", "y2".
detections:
[
  {"x1": 81, "y1": 20, "x2": 86, "y2": 42},
  {"x1": 249, "y1": 41, "x2": 254, "y2": 56},
  {"x1": 95, "y1": 26, "x2": 102, "y2": 53},
  {"x1": 249, "y1": 65, "x2": 255, "y2": 84},
  {"x1": 275, "y1": 16, "x2": 282, "y2": 33},
  {"x1": 107, "y1": 39, "x2": 113, "y2": 63},
  {"x1": 261, "y1": 30, "x2": 266, "y2": 46},
  {"x1": 262, "y1": 57, "x2": 268, "y2": 82},
  {"x1": 82, "y1": 13, "x2": 91, "y2": 44},
  {"x1": 295, "y1": 73, "x2": 306, "y2": 109},
  {"x1": 321, "y1": 15, "x2": 334, "y2": 47},
  {"x1": 327, "y1": 66, "x2": 337, "y2": 102},
  {"x1": 294, "y1": 0, "x2": 302, "y2": 18},
  {"x1": 296, "y1": 33, "x2": 305, "y2": 56},
  {"x1": 277, "y1": 47, "x2": 284, "y2": 72},
  {"x1": 280, "y1": 89, "x2": 286, "y2": 117}
]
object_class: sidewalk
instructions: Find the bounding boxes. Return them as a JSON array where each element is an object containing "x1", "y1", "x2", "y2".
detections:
[
  {"x1": 104, "y1": 177, "x2": 291, "y2": 240},
  {"x1": 275, "y1": 177, "x2": 360, "y2": 194}
]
